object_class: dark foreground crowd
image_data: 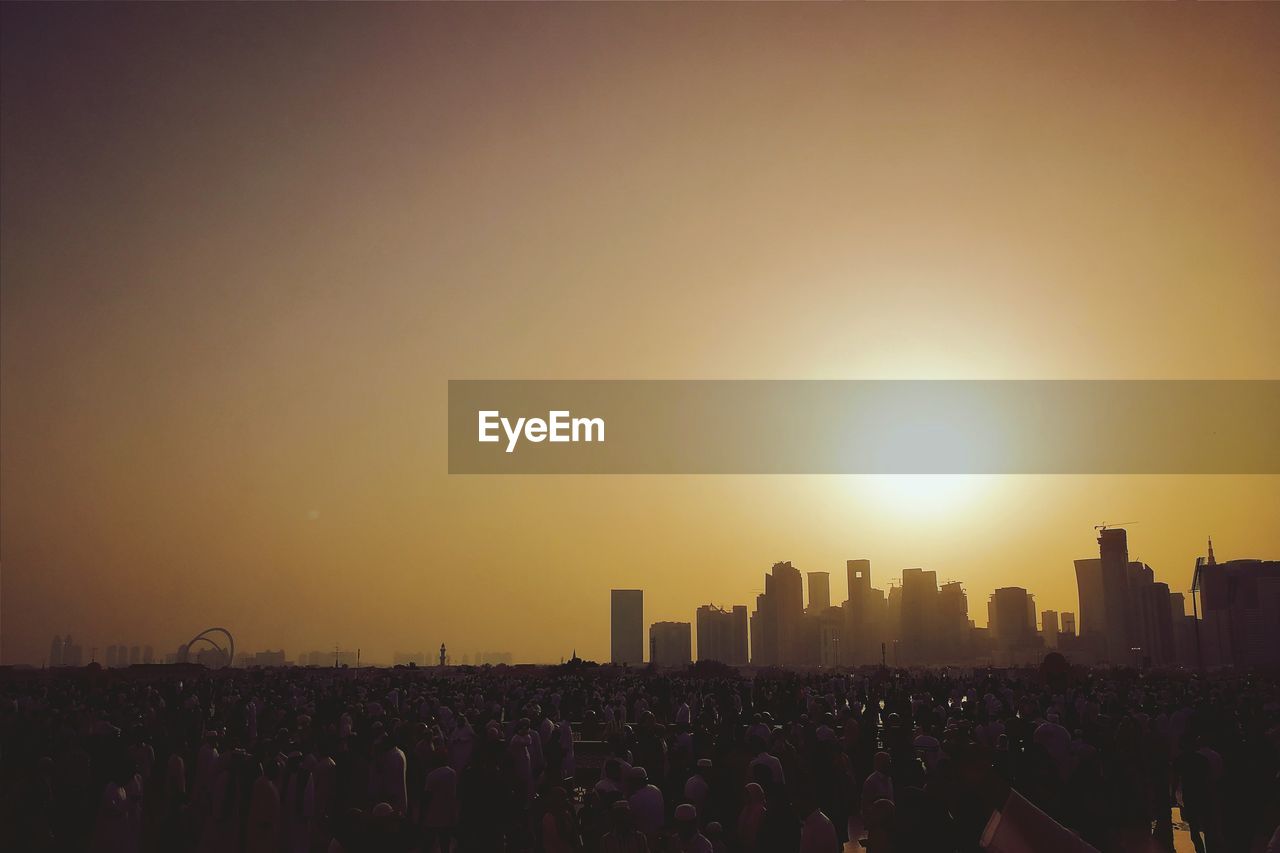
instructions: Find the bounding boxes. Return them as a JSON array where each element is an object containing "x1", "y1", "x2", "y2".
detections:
[{"x1": 2, "y1": 661, "x2": 1279, "y2": 853}]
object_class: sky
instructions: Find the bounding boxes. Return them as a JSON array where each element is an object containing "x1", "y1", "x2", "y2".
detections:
[{"x1": 2, "y1": 3, "x2": 1277, "y2": 665}]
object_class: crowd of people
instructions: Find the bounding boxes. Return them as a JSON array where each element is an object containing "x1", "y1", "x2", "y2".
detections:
[{"x1": 2, "y1": 660, "x2": 1278, "y2": 853}]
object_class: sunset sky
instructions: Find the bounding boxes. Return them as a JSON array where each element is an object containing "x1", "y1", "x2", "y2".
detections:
[{"x1": 2, "y1": 3, "x2": 1277, "y2": 665}]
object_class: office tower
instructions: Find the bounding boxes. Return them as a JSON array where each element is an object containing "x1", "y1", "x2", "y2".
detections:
[
  {"x1": 807, "y1": 571, "x2": 831, "y2": 612},
  {"x1": 1041, "y1": 610, "x2": 1060, "y2": 648},
  {"x1": 1076, "y1": 531, "x2": 1133, "y2": 664},
  {"x1": 697, "y1": 604, "x2": 748, "y2": 666},
  {"x1": 771, "y1": 561, "x2": 805, "y2": 664},
  {"x1": 938, "y1": 581, "x2": 970, "y2": 662},
  {"x1": 844, "y1": 559, "x2": 886, "y2": 665},
  {"x1": 611, "y1": 589, "x2": 644, "y2": 664},
  {"x1": 1060, "y1": 612, "x2": 1076, "y2": 637},
  {"x1": 847, "y1": 559, "x2": 871, "y2": 604},
  {"x1": 697, "y1": 604, "x2": 731, "y2": 663},
  {"x1": 1098, "y1": 527, "x2": 1134, "y2": 662},
  {"x1": 899, "y1": 568, "x2": 939, "y2": 664},
  {"x1": 989, "y1": 587, "x2": 1039, "y2": 663},
  {"x1": 49, "y1": 635, "x2": 64, "y2": 667},
  {"x1": 649, "y1": 621, "x2": 692, "y2": 667},
  {"x1": 751, "y1": 562, "x2": 804, "y2": 665},
  {"x1": 1195, "y1": 554, "x2": 1280, "y2": 668}
]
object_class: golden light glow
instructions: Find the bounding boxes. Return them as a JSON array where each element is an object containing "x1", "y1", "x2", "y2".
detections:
[{"x1": 1, "y1": 3, "x2": 1277, "y2": 664}]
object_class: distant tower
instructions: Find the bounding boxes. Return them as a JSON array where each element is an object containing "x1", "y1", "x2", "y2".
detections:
[
  {"x1": 439, "y1": 643, "x2": 447, "y2": 667},
  {"x1": 1207, "y1": 536, "x2": 1216, "y2": 566},
  {"x1": 49, "y1": 635, "x2": 64, "y2": 668}
]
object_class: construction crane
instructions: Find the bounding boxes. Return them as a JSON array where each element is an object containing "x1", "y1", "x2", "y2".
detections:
[{"x1": 1094, "y1": 521, "x2": 1138, "y2": 531}]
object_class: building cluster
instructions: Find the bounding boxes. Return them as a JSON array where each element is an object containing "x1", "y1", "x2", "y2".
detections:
[{"x1": 610, "y1": 529, "x2": 1280, "y2": 671}]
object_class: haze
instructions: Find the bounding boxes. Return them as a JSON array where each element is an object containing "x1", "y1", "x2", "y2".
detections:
[{"x1": 2, "y1": 3, "x2": 1278, "y2": 665}]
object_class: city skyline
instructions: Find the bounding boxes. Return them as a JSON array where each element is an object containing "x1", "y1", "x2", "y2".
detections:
[
  {"x1": 25, "y1": 525, "x2": 1272, "y2": 669},
  {"x1": 3, "y1": 3, "x2": 1278, "y2": 667}
]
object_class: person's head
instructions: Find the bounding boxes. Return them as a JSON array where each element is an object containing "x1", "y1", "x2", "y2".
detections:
[
  {"x1": 696, "y1": 757, "x2": 712, "y2": 777},
  {"x1": 675, "y1": 803, "x2": 698, "y2": 840},
  {"x1": 873, "y1": 751, "x2": 892, "y2": 774},
  {"x1": 744, "y1": 781, "x2": 765, "y2": 806},
  {"x1": 626, "y1": 766, "x2": 648, "y2": 792}
]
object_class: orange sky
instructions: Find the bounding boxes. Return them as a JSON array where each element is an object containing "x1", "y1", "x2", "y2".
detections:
[{"x1": 2, "y1": 3, "x2": 1277, "y2": 665}]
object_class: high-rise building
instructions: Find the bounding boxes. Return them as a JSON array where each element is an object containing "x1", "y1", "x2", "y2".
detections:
[
  {"x1": 1075, "y1": 528, "x2": 1136, "y2": 663},
  {"x1": 49, "y1": 635, "x2": 64, "y2": 667},
  {"x1": 1061, "y1": 612, "x2": 1076, "y2": 637},
  {"x1": 844, "y1": 559, "x2": 886, "y2": 665},
  {"x1": 649, "y1": 621, "x2": 692, "y2": 667},
  {"x1": 611, "y1": 589, "x2": 644, "y2": 665},
  {"x1": 807, "y1": 572, "x2": 831, "y2": 612},
  {"x1": 1041, "y1": 610, "x2": 1060, "y2": 648},
  {"x1": 938, "y1": 581, "x2": 970, "y2": 661},
  {"x1": 1196, "y1": 551, "x2": 1280, "y2": 669},
  {"x1": 751, "y1": 562, "x2": 804, "y2": 666},
  {"x1": 696, "y1": 604, "x2": 749, "y2": 666},
  {"x1": 989, "y1": 587, "x2": 1041, "y2": 663},
  {"x1": 899, "y1": 568, "x2": 939, "y2": 664}
]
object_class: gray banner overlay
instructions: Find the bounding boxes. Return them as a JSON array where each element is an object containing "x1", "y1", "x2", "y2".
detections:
[{"x1": 448, "y1": 380, "x2": 1279, "y2": 474}]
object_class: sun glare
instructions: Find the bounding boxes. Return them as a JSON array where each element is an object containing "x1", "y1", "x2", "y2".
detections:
[{"x1": 858, "y1": 475, "x2": 992, "y2": 517}]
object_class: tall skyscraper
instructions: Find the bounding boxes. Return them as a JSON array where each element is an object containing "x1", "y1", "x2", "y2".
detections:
[
  {"x1": 649, "y1": 621, "x2": 692, "y2": 667},
  {"x1": 989, "y1": 586, "x2": 1039, "y2": 663},
  {"x1": 899, "y1": 568, "x2": 939, "y2": 664},
  {"x1": 938, "y1": 581, "x2": 970, "y2": 661},
  {"x1": 1061, "y1": 612, "x2": 1076, "y2": 637},
  {"x1": 807, "y1": 571, "x2": 831, "y2": 612},
  {"x1": 611, "y1": 589, "x2": 644, "y2": 665},
  {"x1": 1041, "y1": 610, "x2": 1060, "y2": 648},
  {"x1": 1196, "y1": 555, "x2": 1280, "y2": 668},
  {"x1": 696, "y1": 604, "x2": 749, "y2": 666},
  {"x1": 844, "y1": 559, "x2": 886, "y2": 665},
  {"x1": 1075, "y1": 529, "x2": 1134, "y2": 664}
]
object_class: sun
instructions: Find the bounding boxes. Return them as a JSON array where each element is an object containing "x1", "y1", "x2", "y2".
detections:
[{"x1": 857, "y1": 475, "x2": 993, "y2": 517}]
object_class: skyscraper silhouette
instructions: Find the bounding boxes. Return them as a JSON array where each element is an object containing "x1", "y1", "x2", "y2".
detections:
[
  {"x1": 806, "y1": 571, "x2": 830, "y2": 612},
  {"x1": 610, "y1": 589, "x2": 644, "y2": 665}
]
